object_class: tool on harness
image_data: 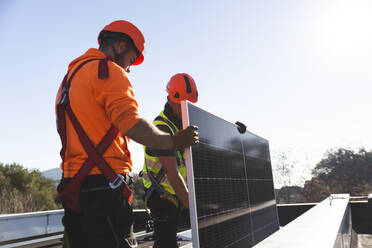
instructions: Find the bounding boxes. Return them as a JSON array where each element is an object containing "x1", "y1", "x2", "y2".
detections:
[
  {"x1": 56, "y1": 57, "x2": 133, "y2": 212},
  {"x1": 143, "y1": 115, "x2": 184, "y2": 213},
  {"x1": 144, "y1": 167, "x2": 180, "y2": 213},
  {"x1": 143, "y1": 168, "x2": 174, "y2": 222},
  {"x1": 145, "y1": 217, "x2": 154, "y2": 233},
  {"x1": 79, "y1": 175, "x2": 132, "y2": 193}
]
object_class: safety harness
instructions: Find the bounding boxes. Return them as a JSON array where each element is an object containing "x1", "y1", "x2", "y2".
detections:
[
  {"x1": 143, "y1": 114, "x2": 185, "y2": 209},
  {"x1": 56, "y1": 57, "x2": 133, "y2": 212}
]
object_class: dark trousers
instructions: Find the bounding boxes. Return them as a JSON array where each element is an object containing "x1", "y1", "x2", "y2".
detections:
[
  {"x1": 62, "y1": 175, "x2": 134, "y2": 248},
  {"x1": 147, "y1": 190, "x2": 181, "y2": 248}
]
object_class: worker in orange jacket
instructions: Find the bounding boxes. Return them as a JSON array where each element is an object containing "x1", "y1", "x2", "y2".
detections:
[{"x1": 55, "y1": 20, "x2": 198, "y2": 248}]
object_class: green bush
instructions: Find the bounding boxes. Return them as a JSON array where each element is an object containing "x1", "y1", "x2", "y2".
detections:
[{"x1": 0, "y1": 163, "x2": 61, "y2": 214}]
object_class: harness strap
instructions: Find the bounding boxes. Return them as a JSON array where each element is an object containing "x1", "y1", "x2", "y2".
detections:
[
  {"x1": 65, "y1": 105, "x2": 133, "y2": 203},
  {"x1": 58, "y1": 125, "x2": 119, "y2": 210},
  {"x1": 57, "y1": 58, "x2": 133, "y2": 212},
  {"x1": 65, "y1": 105, "x2": 118, "y2": 181},
  {"x1": 57, "y1": 59, "x2": 98, "y2": 180},
  {"x1": 144, "y1": 114, "x2": 184, "y2": 209},
  {"x1": 154, "y1": 115, "x2": 184, "y2": 166},
  {"x1": 56, "y1": 76, "x2": 68, "y2": 169},
  {"x1": 57, "y1": 58, "x2": 98, "y2": 166},
  {"x1": 71, "y1": 125, "x2": 119, "y2": 186},
  {"x1": 146, "y1": 166, "x2": 166, "y2": 194}
]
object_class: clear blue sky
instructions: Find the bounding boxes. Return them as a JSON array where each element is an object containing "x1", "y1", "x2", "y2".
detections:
[{"x1": 1, "y1": 0, "x2": 371, "y2": 184}]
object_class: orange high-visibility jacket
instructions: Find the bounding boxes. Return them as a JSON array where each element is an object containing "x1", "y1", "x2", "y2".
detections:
[{"x1": 55, "y1": 48, "x2": 140, "y2": 178}]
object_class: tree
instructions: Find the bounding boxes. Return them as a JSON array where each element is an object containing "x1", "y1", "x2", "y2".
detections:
[
  {"x1": 303, "y1": 148, "x2": 372, "y2": 202},
  {"x1": 275, "y1": 186, "x2": 307, "y2": 204},
  {"x1": 272, "y1": 151, "x2": 310, "y2": 203},
  {"x1": 0, "y1": 163, "x2": 61, "y2": 214},
  {"x1": 273, "y1": 151, "x2": 295, "y2": 203}
]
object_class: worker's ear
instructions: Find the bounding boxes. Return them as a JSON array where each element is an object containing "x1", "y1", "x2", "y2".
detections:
[{"x1": 116, "y1": 41, "x2": 127, "y2": 53}]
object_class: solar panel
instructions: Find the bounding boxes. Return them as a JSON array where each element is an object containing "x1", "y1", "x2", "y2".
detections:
[{"x1": 181, "y1": 101, "x2": 279, "y2": 248}]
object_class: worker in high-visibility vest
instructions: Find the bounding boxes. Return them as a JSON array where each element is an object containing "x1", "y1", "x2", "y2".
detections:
[
  {"x1": 142, "y1": 73, "x2": 198, "y2": 248},
  {"x1": 56, "y1": 20, "x2": 198, "y2": 248}
]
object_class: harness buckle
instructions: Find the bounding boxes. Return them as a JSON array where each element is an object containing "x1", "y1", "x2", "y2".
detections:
[
  {"x1": 109, "y1": 174, "x2": 124, "y2": 189},
  {"x1": 59, "y1": 87, "x2": 70, "y2": 105},
  {"x1": 61, "y1": 87, "x2": 68, "y2": 94}
]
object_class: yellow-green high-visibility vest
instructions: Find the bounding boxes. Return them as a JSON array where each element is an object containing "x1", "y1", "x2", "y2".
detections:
[{"x1": 142, "y1": 111, "x2": 186, "y2": 195}]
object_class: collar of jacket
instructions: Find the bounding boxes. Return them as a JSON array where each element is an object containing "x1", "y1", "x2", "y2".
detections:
[{"x1": 163, "y1": 103, "x2": 182, "y2": 130}]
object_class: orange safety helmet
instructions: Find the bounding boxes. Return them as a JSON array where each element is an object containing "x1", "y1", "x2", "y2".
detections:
[
  {"x1": 98, "y1": 20, "x2": 145, "y2": 65},
  {"x1": 166, "y1": 73, "x2": 198, "y2": 104}
]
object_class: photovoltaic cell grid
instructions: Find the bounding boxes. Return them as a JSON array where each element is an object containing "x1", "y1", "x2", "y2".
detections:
[{"x1": 182, "y1": 101, "x2": 279, "y2": 248}]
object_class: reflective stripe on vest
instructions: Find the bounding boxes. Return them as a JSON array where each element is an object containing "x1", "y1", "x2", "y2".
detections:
[{"x1": 142, "y1": 111, "x2": 186, "y2": 195}]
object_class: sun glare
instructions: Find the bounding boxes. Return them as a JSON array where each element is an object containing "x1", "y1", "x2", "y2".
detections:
[{"x1": 319, "y1": 1, "x2": 372, "y2": 61}]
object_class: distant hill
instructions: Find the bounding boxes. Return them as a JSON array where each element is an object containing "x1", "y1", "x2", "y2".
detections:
[{"x1": 42, "y1": 168, "x2": 62, "y2": 181}]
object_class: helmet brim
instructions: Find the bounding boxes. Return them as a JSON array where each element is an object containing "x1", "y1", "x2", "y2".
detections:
[{"x1": 132, "y1": 53, "x2": 144, "y2": 66}]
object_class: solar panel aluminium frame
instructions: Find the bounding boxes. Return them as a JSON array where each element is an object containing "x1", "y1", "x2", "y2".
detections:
[{"x1": 181, "y1": 100, "x2": 200, "y2": 247}]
